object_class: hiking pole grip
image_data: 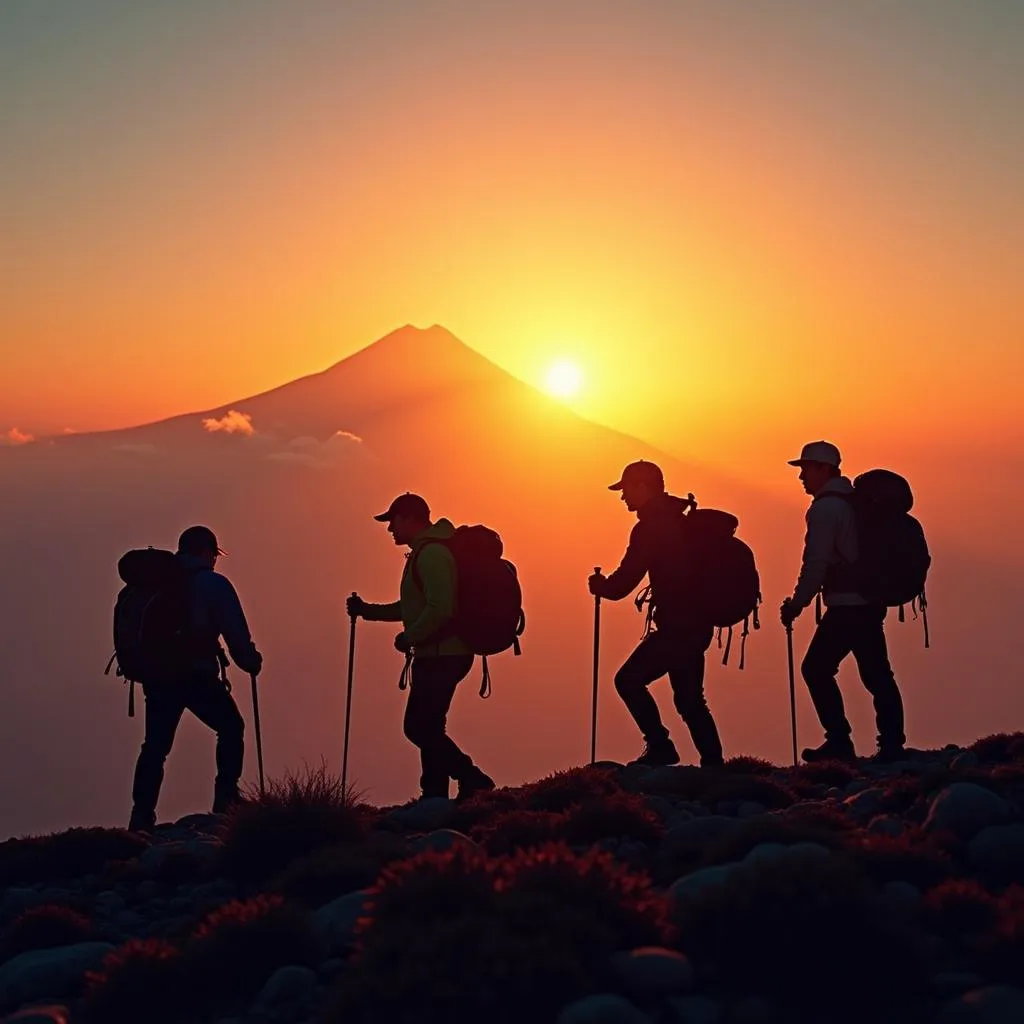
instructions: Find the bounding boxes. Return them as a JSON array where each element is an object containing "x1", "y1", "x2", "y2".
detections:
[
  {"x1": 785, "y1": 623, "x2": 798, "y2": 767},
  {"x1": 591, "y1": 567, "x2": 602, "y2": 765},
  {"x1": 342, "y1": 592, "x2": 358, "y2": 794},
  {"x1": 250, "y1": 672, "x2": 266, "y2": 796}
]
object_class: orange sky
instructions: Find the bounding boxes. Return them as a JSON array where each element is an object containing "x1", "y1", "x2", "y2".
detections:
[{"x1": 2, "y1": 1, "x2": 1022, "y2": 472}]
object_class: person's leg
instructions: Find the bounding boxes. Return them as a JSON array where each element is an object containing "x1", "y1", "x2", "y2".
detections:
[
  {"x1": 613, "y1": 633, "x2": 679, "y2": 763},
  {"x1": 850, "y1": 606, "x2": 906, "y2": 754},
  {"x1": 130, "y1": 683, "x2": 186, "y2": 830},
  {"x1": 667, "y1": 627, "x2": 723, "y2": 766},
  {"x1": 183, "y1": 674, "x2": 246, "y2": 812},
  {"x1": 800, "y1": 608, "x2": 858, "y2": 759},
  {"x1": 403, "y1": 655, "x2": 477, "y2": 798}
]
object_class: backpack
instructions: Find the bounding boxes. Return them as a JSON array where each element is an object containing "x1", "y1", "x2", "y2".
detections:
[
  {"x1": 636, "y1": 497, "x2": 762, "y2": 668},
  {"x1": 412, "y1": 525, "x2": 526, "y2": 696},
  {"x1": 104, "y1": 547, "x2": 197, "y2": 714},
  {"x1": 818, "y1": 469, "x2": 931, "y2": 645}
]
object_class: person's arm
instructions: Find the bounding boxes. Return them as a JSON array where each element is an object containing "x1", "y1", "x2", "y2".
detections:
[
  {"x1": 402, "y1": 543, "x2": 456, "y2": 644},
  {"x1": 209, "y1": 575, "x2": 262, "y2": 674},
  {"x1": 360, "y1": 599, "x2": 403, "y2": 622},
  {"x1": 790, "y1": 499, "x2": 842, "y2": 612},
  {"x1": 597, "y1": 523, "x2": 649, "y2": 601}
]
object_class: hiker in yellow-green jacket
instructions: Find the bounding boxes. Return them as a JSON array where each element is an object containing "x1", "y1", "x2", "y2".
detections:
[{"x1": 347, "y1": 492, "x2": 495, "y2": 802}]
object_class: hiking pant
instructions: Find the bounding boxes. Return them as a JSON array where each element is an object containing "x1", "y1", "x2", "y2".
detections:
[
  {"x1": 614, "y1": 626, "x2": 723, "y2": 765},
  {"x1": 801, "y1": 605, "x2": 906, "y2": 747},
  {"x1": 131, "y1": 671, "x2": 245, "y2": 823},
  {"x1": 403, "y1": 654, "x2": 477, "y2": 797}
]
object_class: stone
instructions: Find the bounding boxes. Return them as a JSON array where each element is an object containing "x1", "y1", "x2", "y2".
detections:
[
  {"x1": 666, "y1": 995, "x2": 724, "y2": 1024},
  {"x1": 381, "y1": 797, "x2": 455, "y2": 832},
  {"x1": 669, "y1": 863, "x2": 738, "y2": 900},
  {"x1": 925, "y1": 784, "x2": 1011, "y2": 839},
  {"x1": 742, "y1": 843, "x2": 788, "y2": 867},
  {"x1": 1, "y1": 1006, "x2": 69, "y2": 1023},
  {"x1": 92, "y1": 890, "x2": 126, "y2": 917},
  {"x1": 968, "y1": 824, "x2": 1024, "y2": 879},
  {"x1": 313, "y1": 890, "x2": 372, "y2": 955},
  {"x1": 935, "y1": 985, "x2": 1024, "y2": 1023},
  {"x1": 644, "y1": 796, "x2": 675, "y2": 821},
  {"x1": 610, "y1": 947, "x2": 694, "y2": 997},
  {"x1": 884, "y1": 880, "x2": 922, "y2": 909},
  {"x1": 951, "y1": 751, "x2": 980, "y2": 770},
  {"x1": 410, "y1": 829, "x2": 477, "y2": 855},
  {"x1": 250, "y1": 964, "x2": 318, "y2": 1020},
  {"x1": 0, "y1": 942, "x2": 114, "y2": 1012},
  {"x1": 730, "y1": 995, "x2": 776, "y2": 1023},
  {"x1": 932, "y1": 973, "x2": 988, "y2": 996},
  {"x1": 557, "y1": 993, "x2": 654, "y2": 1024},
  {"x1": 868, "y1": 815, "x2": 906, "y2": 838},
  {"x1": 737, "y1": 802, "x2": 766, "y2": 820},
  {"x1": 663, "y1": 816, "x2": 740, "y2": 848},
  {"x1": 842, "y1": 787, "x2": 885, "y2": 818}
]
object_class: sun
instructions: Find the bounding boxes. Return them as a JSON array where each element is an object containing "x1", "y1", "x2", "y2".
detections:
[{"x1": 544, "y1": 358, "x2": 583, "y2": 400}]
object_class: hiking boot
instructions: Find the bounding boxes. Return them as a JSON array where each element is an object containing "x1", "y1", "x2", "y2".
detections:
[
  {"x1": 456, "y1": 768, "x2": 495, "y2": 803},
  {"x1": 628, "y1": 739, "x2": 680, "y2": 767},
  {"x1": 128, "y1": 810, "x2": 155, "y2": 834},
  {"x1": 870, "y1": 743, "x2": 907, "y2": 765},
  {"x1": 801, "y1": 738, "x2": 857, "y2": 764},
  {"x1": 212, "y1": 789, "x2": 246, "y2": 815},
  {"x1": 700, "y1": 755, "x2": 725, "y2": 769}
]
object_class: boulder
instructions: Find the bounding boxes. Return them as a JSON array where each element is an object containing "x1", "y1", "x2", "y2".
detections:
[
  {"x1": 313, "y1": 890, "x2": 372, "y2": 955},
  {"x1": 557, "y1": 993, "x2": 653, "y2": 1024},
  {"x1": 610, "y1": 947, "x2": 693, "y2": 997},
  {"x1": 0, "y1": 942, "x2": 114, "y2": 1012},
  {"x1": 925, "y1": 784, "x2": 1010, "y2": 839},
  {"x1": 935, "y1": 985, "x2": 1024, "y2": 1023}
]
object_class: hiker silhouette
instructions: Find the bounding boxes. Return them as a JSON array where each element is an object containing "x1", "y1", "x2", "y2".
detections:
[
  {"x1": 348, "y1": 493, "x2": 496, "y2": 802},
  {"x1": 780, "y1": 441, "x2": 910, "y2": 764},
  {"x1": 121, "y1": 525, "x2": 264, "y2": 832},
  {"x1": 589, "y1": 461, "x2": 725, "y2": 768}
]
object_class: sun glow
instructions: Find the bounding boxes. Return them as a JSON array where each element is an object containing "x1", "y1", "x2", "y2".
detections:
[{"x1": 544, "y1": 359, "x2": 583, "y2": 400}]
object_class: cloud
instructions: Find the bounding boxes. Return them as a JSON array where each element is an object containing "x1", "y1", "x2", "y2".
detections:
[
  {"x1": 202, "y1": 410, "x2": 255, "y2": 435},
  {"x1": 2, "y1": 427, "x2": 34, "y2": 446},
  {"x1": 267, "y1": 430, "x2": 365, "y2": 468},
  {"x1": 112, "y1": 442, "x2": 159, "y2": 455}
]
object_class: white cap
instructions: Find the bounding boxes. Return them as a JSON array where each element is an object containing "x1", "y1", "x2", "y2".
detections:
[{"x1": 787, "y1": 441, "x2": 841, "y2": 467}]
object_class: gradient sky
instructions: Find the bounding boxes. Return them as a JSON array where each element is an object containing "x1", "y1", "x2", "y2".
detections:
[{"x1": 3, "y1": 0, "x2": 1022, "y2": 471}]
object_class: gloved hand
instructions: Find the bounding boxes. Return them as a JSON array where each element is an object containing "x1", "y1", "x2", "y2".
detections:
[
  {"x1": 346, "y1": 594, "x2": 367, "y2": 619},
  {"x1": 588, "y1": 571, "x2": 607, "y2": 597},
  {"x1": 248, "y1": 650, "x2": 264, "y2": 677},
  {"x1": 394, "y1": 631, "x2": 413, "y2": 654},
  {"x1": 780, "y1": 599, "x2": 799, "y2": 629}
]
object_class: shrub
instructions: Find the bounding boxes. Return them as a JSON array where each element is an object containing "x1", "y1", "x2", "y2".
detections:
[
  {"x1": 218, "y1": 762, "x2": 367, "y2": 888},
  {"x1": 323, "y1": 843, "x2": 672, "y2": 1024},
  {"x1": 519, "y1": 767, "x2": 624, "y2": 813},
  {"x1": 270, "y1": 832, "x2": 410, "y2": 908},
  {"x1": 1, "y1": 904, "x2": 95, "y2": 960},
  {"x1": 0, "y1": 828, "x2": 149, "y2": 887},
  {"x1": 793, "y1": 760, "x2": 859, "y2": 788},
  {"x1": 80, "y1": 939, "x2": 188, "y2": 1024},
  {"x1": 184, "y1": 895, "x2": 325, "y2": 1012},
  {"x1": 474, "y1": 810, "x2": 567, "y2": 856},
  {"x1": 922, "y1": 879, "x2": 999, "y2": 953},
  {"x1": 970, "y1": 733, "x2": 1024, "y2": 764},
  {"x1": 446, "y1": 786, "x2": 521, "y2": 833},
  {"x1": 674, "y1": 852, "x2": 931, "y2": 1023},
  {"x1": 705, "y1": 774, "x2": 796, "y2": 810},
  {"x1": 722, "y1": 755, "x2": 776, "y2": 776},
  {"x1": 975, "y1": 885, "x2": 1024, "y2": 985},
  {"x1": 562, "y1": 792, "x2": 664, "y2": 847},
  {"x1": 842, "y1": 829, "x2": 956, "y2": 890}
]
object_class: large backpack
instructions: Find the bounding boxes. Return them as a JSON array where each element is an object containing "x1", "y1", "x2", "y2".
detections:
[
  {"x1": 636, "y1": 497, "x2": 762, "y2": 668},
  {"x1": 819, "y1": 469, "x2": 931, "y2": 643},
  {"x1": 104, "y1": 547, "x2": 196, "y2": 714},
  {"x1": 412, "y1": 525, "x2": 526, "y2": 696}
]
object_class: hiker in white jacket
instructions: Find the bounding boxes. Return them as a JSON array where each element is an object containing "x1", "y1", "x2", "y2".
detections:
[{"x1": 780, "y1": 441, "x2": 906, "y2": 764}]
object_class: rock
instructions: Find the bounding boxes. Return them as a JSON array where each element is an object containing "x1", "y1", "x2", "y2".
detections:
[
  {"x1": 669, "y1": 863, "x2": 738, "y2": 900},
  {"x1": 313, "y1": 890, "x2": 371, "y2": 955},
  {"x1": 0, "y1": 891, "x2": 40, "y2": 920},
  {"x1": 1, "y1": 1006, "x2": 69, "y2": 1023},
  {"x1": 968, "y1": 824, "x2": 1024, "y2": 878},
  {"x1": 737, "y1": 802, "x2": 766, "y2": 819},
  {"x1": 189, "y1": 878, "x2": 238, "y2": 909},
  {"x1": 742, "y1": 843, "x2": 788, "y2": 867},
  {"x1": 410, "y1": 829, "x2": 477, "y2": 855},
  {"x1": 729, "y1": 995, "x2": 776, "y2": 1023},
  {"x1": 951, "y1": 751, "x2": 980, "y2": 770},
  {"x1": 786, "y1": 842, "x2": 831, "y2": 859},
  {"x1": 842, "y1": 787, "x2": 885, "y2": 819},
  {"x1": 666, "y1": 995, "x2": 724, "y2": 1024},
  {"x1": 666, "y1": 809, "x2": 695, "y2": 828},
  {"x1": 826, "y1": 787, "x2": 844, "y2": 800},
  {"x1": 925, "y1": 784, "x2": 1011, "y2": 839},
  {"x1": 134, "y1": 880, "x2": 162, "y2": 902},
  {"x1": 381, "y1": 797, "x2": 454, "y2": 832},
  {"x1": 845, "y1": 779, "x2": 870, "y2": 796},
  {"x1": 610, "y1": 947, "x2": 693, "y2": 997},
  {"x1": 114, "y1": 910, "x2": 147, "y2": 935},
  {"x1": 138, "y1": 841, "x2": 186, "y2": 875},
  {"x1": 172, "y1": 812, "x2": 222, "y2": 833},
  {"x1": 92, "y1": 890, "x2": 126, "y2": 917},
  {"x1": 250, "y1": 964, "x2": 318, "y2": 1021},
  {"x1": 557, "y1": 993, "x2": 654, "y2": 1024},
  {"x1": 644, "y1": 796, "x2": 675, "y2": 821},
  {"x1": 935, "y1": 985, "x2": 1024, "y2": 1023},
  {"x1": 932, "y1": 973, "x2": 988, "y2": 996},
  {"x1": 317, "y1": 958, "x2": 344, "y2": 980},
  {"x1": 868, "y1": 815, "x2": 906, "y2": 838},
  {"x1": 884, "y1": 880, "x2": 922, "y2": 909},
  {"x1": 663, "y1": 816, "x2": 740, "y2": 848},
  {"x1": 0, "y1": 942, "x2": 114, "y2": 1012}
]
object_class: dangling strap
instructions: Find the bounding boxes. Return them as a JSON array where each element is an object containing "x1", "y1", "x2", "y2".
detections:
[
  {"x1": 398, "y1": 652, "x2": 413, "y2": 691},
  {"x1": 217, "y1": 646, "x2": 232, "y2": 693},
  {"x1": 920, "y1": 589, "x2": 930, "y2": 649},
  {"x1": 479, "y1": 655, "x2": 491, "y2": 699},
  {"x1": 128, "y1": 678, "x2": 136, "y2": 718},
  {"x1": 635, "y1": 585, "x2": 655, "y2": 639},
  {"x1": 513, "y1": 610, "x2": 525, "y2": 655},
  {"x1": 104, "y1": 650, "x2": 117, "y2": 675},
  {"x1": 753, "y1": 594, "x2": 761, "y2": 631},
  {"x1": 739, "y1": 616, "x2": 750, "y2": 671},
  {"x1": 898, "y1": 604, "x2": 906, "y2": 623},
  {"x1": 722, "y1": 625, "x2": 733, "y2": 666},
  {"x1": 815, "y1": 592, "x2": 823, "y2": 625}
]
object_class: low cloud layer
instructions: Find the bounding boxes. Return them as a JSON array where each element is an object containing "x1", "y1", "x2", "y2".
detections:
[
  {"x1": 266, "y1": 430, "x2": 365, "y2": 468},
  {"x1": 2, "y1": 427, "x2": 34, "y2": 446},
  {"x1": 201, "y1": 410, "x2": 255, "y2": 435}
]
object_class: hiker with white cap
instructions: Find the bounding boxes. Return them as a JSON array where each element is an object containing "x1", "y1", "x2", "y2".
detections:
[{"x1": 780, "y1": 442, "x2": 906, "y2": 764}]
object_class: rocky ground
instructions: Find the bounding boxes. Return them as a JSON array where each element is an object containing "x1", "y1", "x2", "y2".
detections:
[{"x1": 3, "y1": 735, "x2": 1024, "y2": 1024}]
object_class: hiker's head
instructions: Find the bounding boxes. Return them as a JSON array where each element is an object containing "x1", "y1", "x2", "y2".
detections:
[
  {"x1": 609, "y1": 460, "x2": 665, "y2": 513},
  {"x1": 177, "y1": 525, "x2": 225, "y2": 568},
  {"x1": 374, "y1": 492, "x2": 431, "y2": 546},
  {"x1": 788, "y1": 441, "x2": 841, "y2": 495}
]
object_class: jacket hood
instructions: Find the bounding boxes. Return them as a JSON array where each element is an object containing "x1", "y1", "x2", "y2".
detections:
[
  {"x1": 637, "y1": 492, "x2": 692, "y2": 522},
  {"x1": 815, "y1": 476, "x2": 854, "y2": 498},
  {"x1": 412, "y1": 518, "x2": 456, "y2": 547}
]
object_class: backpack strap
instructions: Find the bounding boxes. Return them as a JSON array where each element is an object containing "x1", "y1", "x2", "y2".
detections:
[
  {"x1": 127, "y1": 678, "x2": 136, "y2": 718},
  {"x1": 739, "y1": 615, "x2": 750, "y2": 671},
  {"x1": 815, "y1": 592, "x2": 823, "y2": 624},
  {"x1": 398, "y1": 652, "x2": 413, "y2": 691},
  {"x1": 635, "y1": 584, "x2": 654, "y2": 639},
  {"x1": 104, "y1": 650, "x2": 117, "y2": 675},
  {"x1": 722, "y1": 625, "x2": 733, "y2": 666},
  {"x1": 479, "y1": 656, "x2": 491, "y2": 699}
]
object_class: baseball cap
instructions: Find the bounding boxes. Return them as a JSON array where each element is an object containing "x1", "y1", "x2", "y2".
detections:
[
  {"x1": 177, "y1": 525, "x2": 227, "y2": 556},
  {"x1": 609, "y1": 460, "x2": 665, "y2": 491},
  {"x1": 787, "y1": 441, "x2": 842, "y2": 468},
  {"x1": 374, "y1": 492, "x2": 431, "y2": 522}
]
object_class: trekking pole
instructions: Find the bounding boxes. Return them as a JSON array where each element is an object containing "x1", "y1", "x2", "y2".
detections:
[
  {"x1": 249, "y1": 672, "x2": 266, "y2": 796},
  {"x1": 785, "y1": 623, "x2": 798, "y2": 767},
  {"x1": 341, "y1": 593, "x2": 358, "y2": 794},
  {"x1": 591, "y1": 567, "x2": 602, "y2": 765}
]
